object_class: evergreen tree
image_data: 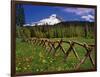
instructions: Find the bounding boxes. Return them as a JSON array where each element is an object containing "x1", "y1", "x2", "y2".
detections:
[{"x1": 16, "y1": 4, "x2": 25, "y2": 27}]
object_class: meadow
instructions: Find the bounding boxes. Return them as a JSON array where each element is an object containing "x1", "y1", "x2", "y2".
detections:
[
  {"x1": 16, "y1": 22, "x2": 95, "y2": 74},
  {"x1": 16, "y1": 37, "x2": 95, "y2": 73}
]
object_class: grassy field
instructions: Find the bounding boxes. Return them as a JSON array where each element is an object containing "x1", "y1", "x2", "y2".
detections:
[{"x1": 16, "y1": 37, "x2": 95, "y2": 74}]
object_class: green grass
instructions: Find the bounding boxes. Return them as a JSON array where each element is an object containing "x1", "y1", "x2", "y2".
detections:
[{"x1": 16, "y1": 37, "x2": 95, "y2": 74}]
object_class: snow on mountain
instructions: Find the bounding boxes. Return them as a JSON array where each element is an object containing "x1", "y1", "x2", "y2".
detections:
[{"x1": 27, "y1": 14, "x2": 62, "y2": 26}]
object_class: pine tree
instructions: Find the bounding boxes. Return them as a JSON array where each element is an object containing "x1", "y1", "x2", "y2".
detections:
[
  {"x1": 16, "y1": 4, "x2": 25, "y2": 27},
  {"x1": 16, "y1": 4, "x2": 25, "y2": 38}
]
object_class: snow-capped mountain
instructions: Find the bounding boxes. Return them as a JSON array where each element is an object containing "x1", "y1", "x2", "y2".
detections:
[{"x1": 24, "y1": 14, "x2": 63, "y2": 26}]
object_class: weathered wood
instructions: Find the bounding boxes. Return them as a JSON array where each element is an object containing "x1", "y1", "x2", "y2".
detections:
[
  {"x1": 73, "y1": 41, "x2": 84, "y2": 47},
  {"x1": 59, "y1": 45, "x2": 66, "y2": 55},
  {"x1": 26, "y1": 37, "x2": 95, "y2": 70},
  {"x1": 64, "y1": 41, "x2": 73, "y2": 60},
  {"x1": 46, "y1": 41, "x2": 55, "y2": 55},
  {"x1": 89, "y1": 54, "x2": 95, "y2": 66},
  {"x1": 76, "y1": 55, "x2": 87, "y2": 69},
  {"x1": 72, "y1": 46, "x2": 80, "y2": 61},
  {"x1": 84, "y1": 43, "x2": 95, "y2": 67},
  {"x1": 75, "y1": 43, "x2": 93, "y2": 69},
  {"x1": 52, "y1": 40, "x2": 64, "y2": 56}
]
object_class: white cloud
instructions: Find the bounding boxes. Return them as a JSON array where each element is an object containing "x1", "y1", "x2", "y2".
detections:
[
  {"x1": 62, "y1": 7, "x2": 95, "y2": 22},
  {"x1": 63, "y1": 8, "x2": 95, "y2": 16},
  {"x1": 88, "y1": 14, "x2": 95, "y2": 19},
  {"x1": 81, "y1": 14, "x2": 95, "y2": 22}
]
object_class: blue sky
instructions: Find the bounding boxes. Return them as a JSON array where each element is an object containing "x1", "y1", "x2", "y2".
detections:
[{"x1": 16, "y1": 4, "x2": 95, "y2": 24}]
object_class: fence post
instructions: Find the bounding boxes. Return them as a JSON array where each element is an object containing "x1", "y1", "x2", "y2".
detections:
[{"x1": 75, "y1": 43, "x2": 93, "y2": 70}]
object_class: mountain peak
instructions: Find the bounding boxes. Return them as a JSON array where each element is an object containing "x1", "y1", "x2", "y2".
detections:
[
  {"x1": 24, "y1": 14, "x2": 63, "y2": 26},
  {"x1": 32, "y1": 14, "x2": 62, "y2": 26},
  {"x1": 50, "y1": 14, "x2": 57, "y2": 18}
]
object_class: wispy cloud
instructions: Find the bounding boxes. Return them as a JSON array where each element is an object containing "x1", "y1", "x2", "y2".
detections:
[
  {"x1": 62, "y1": 7, "x2": 95, "y2": 22},
  {"x1": 63, "y1": 8, "x2": 94, "y2": 15},
  {"x1": 81, "y1": 14, "x2": 94, "y2": 22}
]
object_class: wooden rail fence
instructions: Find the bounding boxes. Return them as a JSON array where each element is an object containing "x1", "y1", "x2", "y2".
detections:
[{"x1": 25, "y1": 38, "x2": 95, "y2": 70}]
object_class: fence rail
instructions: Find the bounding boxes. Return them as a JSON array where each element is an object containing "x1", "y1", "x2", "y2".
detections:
[{"x1": 25, "y1": 37, "x2": 95, "y2": 70}]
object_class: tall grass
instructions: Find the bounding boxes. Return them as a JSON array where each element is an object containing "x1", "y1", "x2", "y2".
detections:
[{"x1": 16, "y1": 38, "x2": 95, "y2": 73}]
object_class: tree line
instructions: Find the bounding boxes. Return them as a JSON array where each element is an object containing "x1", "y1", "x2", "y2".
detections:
[{"x1": 16, "y1": 22, "x2": 95, "y2": 39}]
